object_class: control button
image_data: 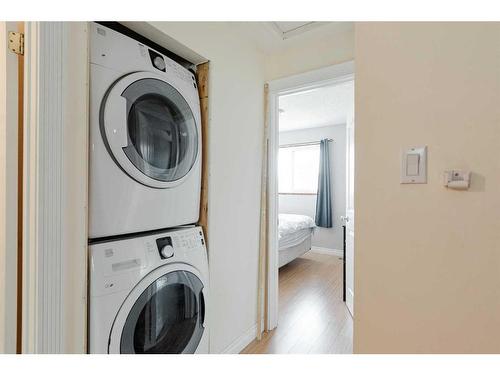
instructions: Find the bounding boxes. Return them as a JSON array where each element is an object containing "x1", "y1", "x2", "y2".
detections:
[
  {"x1": 160, "y1": 245, "x2": 174, "y2": 259},
  {"x1": 148, "y1": 49, "x2": 166, "y2": 72}
]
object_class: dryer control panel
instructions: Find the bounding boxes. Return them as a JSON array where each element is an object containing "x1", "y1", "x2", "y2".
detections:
[{"x1": 91, "y1": 23, "x2": 196, "y2": 87}]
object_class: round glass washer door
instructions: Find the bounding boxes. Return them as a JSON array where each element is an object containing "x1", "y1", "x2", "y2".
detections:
[
  {"x1": 101, "y1": 72, "x2": 199, "y2": 189},
  {"x1": 108, "y1": 264, "x2": 206, "y2": 354}
]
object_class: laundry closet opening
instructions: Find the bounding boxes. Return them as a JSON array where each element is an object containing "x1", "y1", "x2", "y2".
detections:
[{"x1": 87, "y1": 22, "x2": 211, "y2": 354}]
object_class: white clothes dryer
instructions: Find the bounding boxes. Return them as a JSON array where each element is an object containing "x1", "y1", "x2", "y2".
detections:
[
  {"x1": 89, "y1": 23, "x2": 202, "y2": 239},
  {"x1": 89, "y1": 226, "x2": 209, "y2": 354}
]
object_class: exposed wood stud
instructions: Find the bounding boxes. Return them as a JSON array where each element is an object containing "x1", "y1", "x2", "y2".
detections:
[{"x1": 196, "y1": 62, "x2": 209, "y2": 246}]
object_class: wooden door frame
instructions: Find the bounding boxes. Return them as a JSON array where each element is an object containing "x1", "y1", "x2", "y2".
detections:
[{"x1": 266, "y1": 61, "x2": 355, "y2": 331}]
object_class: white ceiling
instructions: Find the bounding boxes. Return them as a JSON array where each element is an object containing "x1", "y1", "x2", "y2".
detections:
[
  {"x1": 278, "y1": 80, "x2": 354, "y2": 132},
  {"x1": 230, "y1": 22, "x2": 353, "y2": 54}
]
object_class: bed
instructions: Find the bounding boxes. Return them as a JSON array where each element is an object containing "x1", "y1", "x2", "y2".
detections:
[{"x1": 278, "y1": 214, "x2": 316, "y2": 268}]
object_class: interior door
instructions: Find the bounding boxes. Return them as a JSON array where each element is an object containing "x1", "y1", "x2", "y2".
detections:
[{"x1": 345, "y1": 113, "x2": 355, "y2": 316}]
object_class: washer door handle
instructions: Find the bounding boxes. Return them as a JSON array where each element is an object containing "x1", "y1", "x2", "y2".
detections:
[{"x1": 199, "y1": 290, "x2": 205, "y2": 328}]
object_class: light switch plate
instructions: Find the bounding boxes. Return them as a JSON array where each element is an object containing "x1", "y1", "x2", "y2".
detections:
[{"x1": 401, "y1": 146, "x2": 427, "y2": 184}]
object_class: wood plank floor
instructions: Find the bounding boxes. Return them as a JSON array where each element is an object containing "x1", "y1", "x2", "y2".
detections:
[{"x1": 241, "y1": 252, "x2": 353, "y2": 354}]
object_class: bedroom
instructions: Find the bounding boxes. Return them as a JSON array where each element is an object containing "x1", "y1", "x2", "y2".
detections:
[{"x1": 243, "y1": 73, "x2": 354, "y2": 353}]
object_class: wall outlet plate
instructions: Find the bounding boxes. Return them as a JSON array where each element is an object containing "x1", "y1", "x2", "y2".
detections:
[{"x1": 443, "y1": 170, "x2": 470, "y2": 190}]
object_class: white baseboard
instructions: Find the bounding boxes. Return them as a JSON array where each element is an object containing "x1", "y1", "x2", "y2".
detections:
[
  {"x1": 221, "y1": 324, "x2": 258, "y2": 354},
  {"x1": 311, "y1": 246, "x2": 343, "y2": 258}
]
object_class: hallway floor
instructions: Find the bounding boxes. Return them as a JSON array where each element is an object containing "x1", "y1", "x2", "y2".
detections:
[{"x1": 242, "y1": 252, "x2": 353, "y2": 354}]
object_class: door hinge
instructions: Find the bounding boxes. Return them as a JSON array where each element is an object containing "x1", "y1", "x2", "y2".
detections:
[{"x1": 8, "y1": 31, "x2": 24, "y2": 55}]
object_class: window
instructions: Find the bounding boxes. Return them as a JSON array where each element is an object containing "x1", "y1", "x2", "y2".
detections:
[{"x1": 279, "y1": 144, "x2": 320, "y2": 194}]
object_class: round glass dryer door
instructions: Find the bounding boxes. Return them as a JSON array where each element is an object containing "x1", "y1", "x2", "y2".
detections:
[
  {"x1": 101, "y1": 72, "x2": 199, "y2": 188},
  {"x1": 119, "y1": 270, "x2": 205, "y2": 354}
]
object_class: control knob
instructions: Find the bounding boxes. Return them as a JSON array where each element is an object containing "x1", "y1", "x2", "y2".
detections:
[{"x1": 160, "y1": 244, "x2": 174, "y2": 259}]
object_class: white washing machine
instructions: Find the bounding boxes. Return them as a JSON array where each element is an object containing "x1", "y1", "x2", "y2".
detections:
[
  {"x1": 89, "y1": 23, "x2": 202, "y2": 239},
  {"x1": 89, "y1": 226, "x2": 209, "y2": 354}
]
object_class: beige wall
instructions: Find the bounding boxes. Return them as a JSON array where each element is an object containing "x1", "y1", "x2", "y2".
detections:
[
  {"x1": 354, "y1": 22, "x2": 500, "y2": 353},
  {"x1": 149, "y1": 22, "x2": 266, "y2": 354},
  {"x1": 265, "y1": 24, "x2": 354, "y2": 80}
]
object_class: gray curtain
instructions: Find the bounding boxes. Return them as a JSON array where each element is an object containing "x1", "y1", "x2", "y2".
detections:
[{"x1": 315, "y1": 139, "x2": 332, "y2": 228}]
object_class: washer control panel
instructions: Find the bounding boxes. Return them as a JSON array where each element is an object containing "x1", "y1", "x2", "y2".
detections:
[
  {"x1": 90, "y1": 227, "x2": 207, "y2": 297},
  {"x1": 146, "y1": 228, "x2": 205, "y2": 260}
]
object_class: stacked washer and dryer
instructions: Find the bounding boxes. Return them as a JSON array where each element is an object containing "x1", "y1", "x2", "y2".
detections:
[{"x1": 88, "y1": 23, "x2": 209, "y2": 354}]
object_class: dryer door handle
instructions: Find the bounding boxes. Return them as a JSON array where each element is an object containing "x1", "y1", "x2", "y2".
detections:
[{"x1": 105, "y1": 95, "x2": 129, "y2": 148}]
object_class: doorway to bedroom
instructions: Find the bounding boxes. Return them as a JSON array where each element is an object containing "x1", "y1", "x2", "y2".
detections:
[{"x1": 244, "y1": 62, "x2": 354, "y2": 354}]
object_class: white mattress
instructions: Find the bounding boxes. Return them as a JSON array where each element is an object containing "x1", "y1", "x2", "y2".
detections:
[
  {"x1": 279, "y1": 214, "x2": 315, "y2": 238},
  {"x1": 279, "y1": 227, "x2": 313, "y2": 250},
  {"x1": 278, "y1": 214, "x2": 315, "y2": 250}
]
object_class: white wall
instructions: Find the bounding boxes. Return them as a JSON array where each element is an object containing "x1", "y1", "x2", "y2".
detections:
[
  {"x1": 279, "y1": 125, "x2": 346, "y2": 251},
  {"x1": 355, "y1": 22, "x2": 500, "y2": 353},
  {"x1": 265, "y1": 25, "x2": 354, "y2": 81},
  {"x1": 149, "y1": 22, "x2": 266, "y2": 354}
]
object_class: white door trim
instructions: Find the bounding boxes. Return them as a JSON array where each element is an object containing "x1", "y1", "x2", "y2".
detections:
[
  {"x1": 22, "y1": 22, "x2": 89, "y2": 353},
  {"x1": 345, "y1": 115, "x2": 355, "y2": 317},
  {"x1": 266, "y1": 61, "x2": 354, "y2": 331}
]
